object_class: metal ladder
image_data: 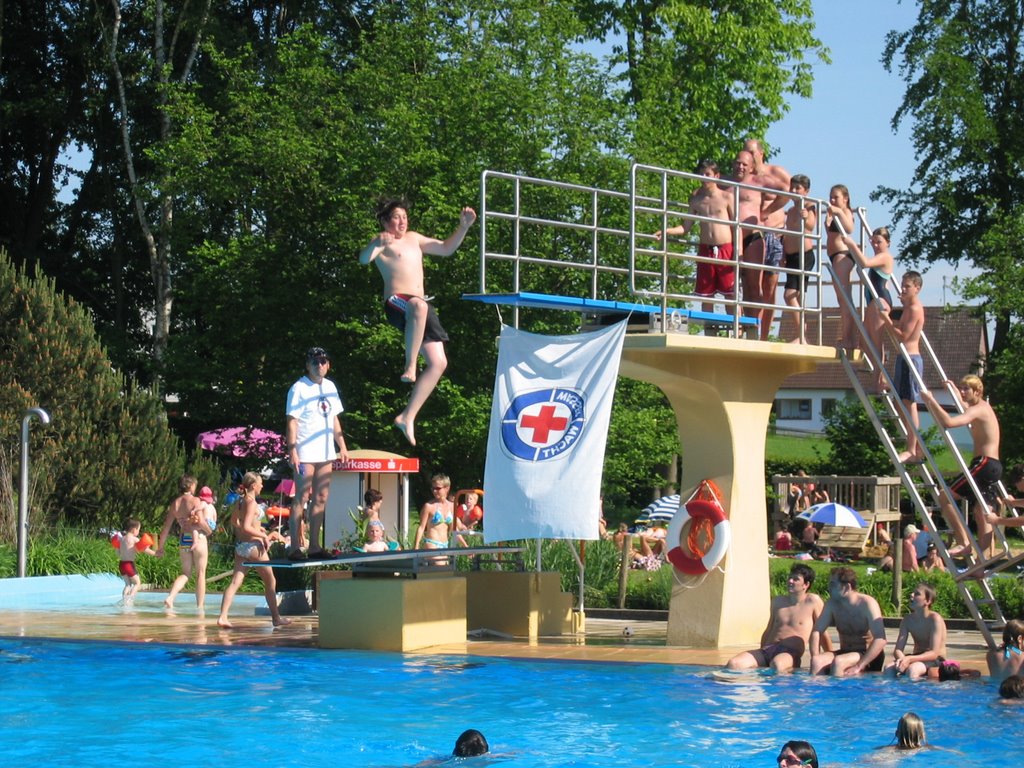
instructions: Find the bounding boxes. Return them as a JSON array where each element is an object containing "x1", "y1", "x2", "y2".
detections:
[{"x1": 828, "y1": 214, "x2": 1019, "y2": 649}]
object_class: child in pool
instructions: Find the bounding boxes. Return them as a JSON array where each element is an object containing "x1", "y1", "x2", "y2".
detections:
[
  {"x1": 117, "y1": 519, "x2": 155, "y2": 604},
  {"x1": 987, "y1": 619, "x2": 1024, "y2": 682}
]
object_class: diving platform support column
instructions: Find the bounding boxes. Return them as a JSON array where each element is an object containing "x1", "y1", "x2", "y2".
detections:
[{"x1": 619, "y1": 334, "x2": 835, "y2": 648}]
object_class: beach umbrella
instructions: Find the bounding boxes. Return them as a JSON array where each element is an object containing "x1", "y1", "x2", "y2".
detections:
[
  {"x1": 636, "y1": 494, "x2": 680, "y2": 524},
  {"x1": 196, "y1": 426, "x2": 284, "y2": 459},
  {"x1": 805, "y1": 502, "x2": 867, "y2": 528},
  {"x1": 274, "y1": 479, "x2": 296, "y2": 497}
]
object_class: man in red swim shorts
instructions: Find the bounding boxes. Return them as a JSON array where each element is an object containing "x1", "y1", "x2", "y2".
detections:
[{"x1": 654, "y1": 160, "x2": 737, "y2": 320}]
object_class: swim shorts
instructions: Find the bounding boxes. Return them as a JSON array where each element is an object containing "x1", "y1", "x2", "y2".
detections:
[
  {"x1": 784, "y1": 249, "x2": 816, "y2": 292},
  {"x1": 837, "y1": 648, "x2": 885, "y2": 673},
  {"x1": 118, "y1": 561, "x2": 137, "y2": 578},
  {"x1": 894, "y1": 354, "x2": 924, "y2": 403},
  {"x1": 762, "y1": 642, "x2": 803, "y2": 668},
  {"x1": 179, "y1": 534, "x2": 193, "y2": 549},
  {"x1": 383, "y1": 295, "x2": 449, "y2": 343},
  {"x1": 694, "y1": 243, "x2": 736, "y2": 298},
  {"x1": 763, "y1": 233, "x2": 784, "y2": 269},
  {"x1": 950, "y1": 456, "x2": 1003, "y2": 503}
]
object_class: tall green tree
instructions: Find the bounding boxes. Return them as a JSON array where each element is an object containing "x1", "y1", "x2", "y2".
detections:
[
  {"x1": 878, "y1": 0, "x2": 1024, "y2": 459},
  {"x1": 0, "y1": 249, "x2": 194, "y2": 534},
  {"x1": 576, "y1": 0, "x2": 827, "y2": 171},
  {"x1": 878, "y1": 0, "x2": 1024, "y2": 357}
]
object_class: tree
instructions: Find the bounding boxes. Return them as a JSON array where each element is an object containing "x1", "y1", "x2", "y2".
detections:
[
  {"x1": 576, "y1": 0, "x2": 827, "y2": 171},
  {"x1": 0, "y1": 249, "x2": 201, "y2": 534},
  {"x1": 878, "y1": 1, "x2": 1024, "y2": 360},
  {"x1": 822, "y1": 397, "x2": 894, "y2": 478}
]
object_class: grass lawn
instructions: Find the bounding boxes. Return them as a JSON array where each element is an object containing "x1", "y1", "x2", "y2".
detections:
[{"x1": 766, "y1": 431, "x2": 967, "y2": 474}]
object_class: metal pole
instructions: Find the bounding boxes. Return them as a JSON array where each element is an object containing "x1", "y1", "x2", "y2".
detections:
[{"x1": 18, "y1": 408, "x2": 51, "y2": 578}]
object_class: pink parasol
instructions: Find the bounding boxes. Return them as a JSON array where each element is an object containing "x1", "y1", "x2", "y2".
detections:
[
  {"x1": 196, "y1": 426, "x2": 285, "y2": 459},
  {"x1": 274, "y1": 479, "x2": 296, "y2": 497}
]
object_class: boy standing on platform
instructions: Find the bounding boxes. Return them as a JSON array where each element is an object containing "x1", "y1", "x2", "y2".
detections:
[{"x1": 654, "y1": 160, "x2": 736, "y2": 317}]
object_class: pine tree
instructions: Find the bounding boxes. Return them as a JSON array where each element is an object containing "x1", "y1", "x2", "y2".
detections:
[{"x1": 0, "y1": 249, "x2": 188, "y2": 536}]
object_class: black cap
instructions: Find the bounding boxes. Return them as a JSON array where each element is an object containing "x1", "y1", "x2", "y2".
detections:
[{"x1": 306, "y1": 347, "x2": 329, "y2": 361}]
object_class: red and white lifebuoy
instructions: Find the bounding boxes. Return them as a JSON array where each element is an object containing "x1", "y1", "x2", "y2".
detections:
[{"x1": 666, "y1": 498, "x2": 731, "y2": 575}]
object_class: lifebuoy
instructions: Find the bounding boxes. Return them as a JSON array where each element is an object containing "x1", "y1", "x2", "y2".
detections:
[{"x1": 666, "y1": 498, "x2": 731, "y2": 575}]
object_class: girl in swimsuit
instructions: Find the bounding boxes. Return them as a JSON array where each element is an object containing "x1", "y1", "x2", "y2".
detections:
[
  {"x1": 217, "y1": 472, "x2": 291, "y2": 629},
  {"x1": 843, "y1": 228, "x2": 895, "y2": 391},
  {"x1": 825, "y1": 185, "x2": 857, "y2": 349},
  {"x1": 156, "y1": 474, "x2": 213, "y2": 611},
  {"x1": 415, "y1": 473, "x2": 457, "y2": 549}
]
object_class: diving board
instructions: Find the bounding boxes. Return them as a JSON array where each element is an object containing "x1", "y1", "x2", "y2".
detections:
[
  {"x1": 245, "y1": 545, "x2": 525, "y2": 577},
  {"x1": 463, "y1": 292, "x2": 759, "y2": 337}
]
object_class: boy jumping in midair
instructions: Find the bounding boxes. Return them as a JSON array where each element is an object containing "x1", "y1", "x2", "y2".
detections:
[{"x1": 359, "y1": 199, "x2": 476, "y2": 446}]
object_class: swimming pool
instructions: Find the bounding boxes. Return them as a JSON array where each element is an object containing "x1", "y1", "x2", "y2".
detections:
[{"x1": 0, "y1": 637, "x2": 1010, "y2": 767}]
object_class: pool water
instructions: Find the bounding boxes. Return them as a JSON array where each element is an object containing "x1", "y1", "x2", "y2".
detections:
[{"x1": 0, "y1": 638, "x2": 1013, "y2": 767}]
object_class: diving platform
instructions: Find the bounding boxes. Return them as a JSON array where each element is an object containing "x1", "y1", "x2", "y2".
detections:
[{"x1": 472, "y1": 166, "x2": 845, "y2": 649}]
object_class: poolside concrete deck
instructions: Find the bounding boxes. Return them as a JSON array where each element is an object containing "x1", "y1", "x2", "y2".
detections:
[{"x1": 0, "y1": 592, "x2": 993, "y2": 672}]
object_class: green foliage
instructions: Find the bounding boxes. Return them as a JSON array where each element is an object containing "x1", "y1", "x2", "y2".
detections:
[
  {"x1": 591, "y1": 0, "x2": 827, "y2": 171},
  {"x1": 877, "y1": 1, "x2": 1024, "y2": 365},
  {"x1": 822, "y1": 396, "x2": 894, "y2": 477},
  {"x1": 0, "y1": 251, "x2": 190, "y2": 537}
]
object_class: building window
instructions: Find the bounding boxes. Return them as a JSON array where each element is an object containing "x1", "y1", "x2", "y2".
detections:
[
  {"x1": 821, "y1": 398, "x2": 838, "y2": 419},
  {"x1": 776, "y1": 398, "x2": 812, "y2": 420}
]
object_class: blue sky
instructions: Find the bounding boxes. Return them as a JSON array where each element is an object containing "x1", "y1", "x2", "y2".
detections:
[{"x1": 767, "y1": 0, "x2": 976, "y2": 307}]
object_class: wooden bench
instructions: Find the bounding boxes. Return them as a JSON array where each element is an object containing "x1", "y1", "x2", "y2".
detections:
[{"x1": 816, "y1": 516, "x2": 876, "y2": 557}]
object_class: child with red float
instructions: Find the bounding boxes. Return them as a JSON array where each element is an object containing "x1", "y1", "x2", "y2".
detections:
[{"x1": 115, "y1": 518, "x2": 156, "y2": 605}]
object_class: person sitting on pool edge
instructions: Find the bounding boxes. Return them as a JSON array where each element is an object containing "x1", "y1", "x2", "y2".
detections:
[
  {"x1": 809, "y1": 566, "x2": 888, "y2": 676},
  {"x1": 453, "y1": 729, "x2": 488, "y2": 757},
  {"x1": 725, "y1": 563, "x2": 828, "y2": 674},
  {"x1": 884, "y1": 582, "x2": 946, "y2": 679}
]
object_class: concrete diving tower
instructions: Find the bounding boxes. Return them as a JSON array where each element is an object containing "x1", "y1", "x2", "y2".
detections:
[{"x1": 619, "y1": 333, "x2": 834, "y2": 647}]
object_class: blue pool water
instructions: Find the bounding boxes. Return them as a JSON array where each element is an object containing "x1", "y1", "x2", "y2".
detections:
[{"x1": 0, "y1": 637, "x2": 1013, "y2": 768}]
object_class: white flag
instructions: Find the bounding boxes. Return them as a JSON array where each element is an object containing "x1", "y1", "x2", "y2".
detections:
[{"x1": 483, "y1": 321, "x2": 627, "y2": 542}]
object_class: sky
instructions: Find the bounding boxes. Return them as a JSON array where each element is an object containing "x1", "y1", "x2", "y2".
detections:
[{"x1": 766, "y1": 0, "x2": 978, "y2": 308}]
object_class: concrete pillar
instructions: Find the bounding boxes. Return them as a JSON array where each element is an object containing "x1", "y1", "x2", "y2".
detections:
[{"x1": 620, "y1": 334, "x2": 835, "y2": 647}]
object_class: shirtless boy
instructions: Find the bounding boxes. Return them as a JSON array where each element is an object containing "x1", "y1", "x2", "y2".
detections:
[
  {"x1": 359, "y1": 199, "x2": 477, "y2": 446},
  {"x1": 879, "y1": 271, "x2": 925, "y2": 463},
  {"x1": 885, "y1": 582, "x2": 947, "y2": 680},
  {"x1": 810, "y1": 566, "x2": 887, "y2": 676},
  {"x1": 117, "y1": 518, "x2": 156, "y2": 605},
  {"x1": 920, "y1": 374, "x2": 1001, "y2": 558},
  {"x1": 725, "y1": 563, "x2": 826, "y2": 673},
  {"x1": 780, "y1": 174, "x2": 817, "y2": 343},
  {"x1": 654, "y1": 160, "x2": 736, "y2": 315},
  {"x1": 744, "y1": 139, "x2": 791, "y2": 340}
]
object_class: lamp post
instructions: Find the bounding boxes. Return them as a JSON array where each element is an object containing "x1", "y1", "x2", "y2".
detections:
[{"x1": 19, "y1": 408, "x2": 51, "y2": 578}]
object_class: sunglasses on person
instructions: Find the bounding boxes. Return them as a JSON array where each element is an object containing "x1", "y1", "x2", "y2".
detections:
[
  {"x1": 310, "y1": 355, "x2": 329, "y2": 365},
  {"x1": 777, "y1": 756, "x2": 811, "y2": 767}
]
